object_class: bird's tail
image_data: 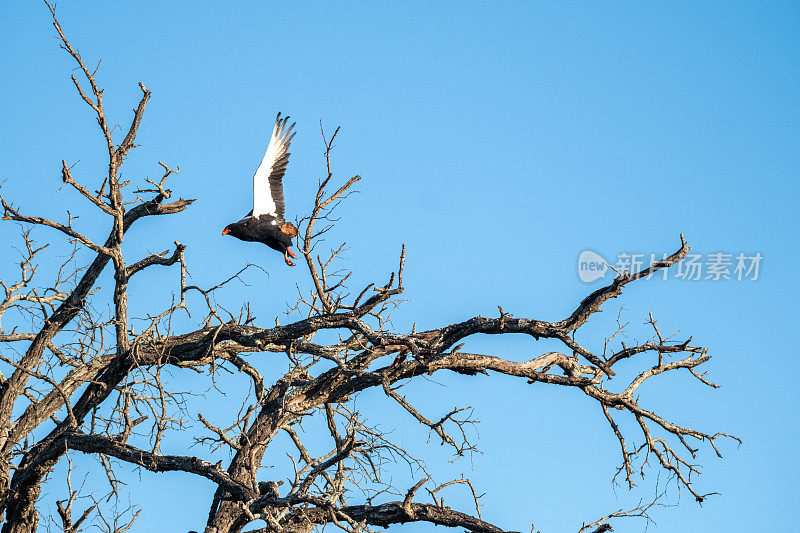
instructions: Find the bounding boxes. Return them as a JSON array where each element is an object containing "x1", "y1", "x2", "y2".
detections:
[{"x1": 280, "y1": 222, "x2": 298, "y2": 237}]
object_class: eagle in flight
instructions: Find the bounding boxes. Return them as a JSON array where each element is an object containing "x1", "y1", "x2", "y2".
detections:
[{"x1": 222, "y1": 113, "x2": 299, "y2": 266}]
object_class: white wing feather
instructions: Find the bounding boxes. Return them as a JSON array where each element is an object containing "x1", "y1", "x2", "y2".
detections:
[{"x1": 252, "y1": 114, "x2": 294, "y2": 217}]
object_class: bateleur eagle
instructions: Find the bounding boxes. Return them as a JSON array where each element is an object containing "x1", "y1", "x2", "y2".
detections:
[{"x1": 222, "y1": 113, "x2": 299, "y2": 266}]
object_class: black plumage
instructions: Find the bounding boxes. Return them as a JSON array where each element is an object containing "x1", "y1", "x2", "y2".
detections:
[{"x1": 223, "y1": 215, "x2": 297, "y2": 263}]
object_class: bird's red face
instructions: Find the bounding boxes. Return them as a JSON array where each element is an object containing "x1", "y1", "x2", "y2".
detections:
[{"x1": 222, "y1": 225, "x2": 232, "y2": 236}]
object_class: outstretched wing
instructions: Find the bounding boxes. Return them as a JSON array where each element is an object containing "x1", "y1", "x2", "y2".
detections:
[{"x1": 252, "y1": 113, "x2": 296, "y2": 218}]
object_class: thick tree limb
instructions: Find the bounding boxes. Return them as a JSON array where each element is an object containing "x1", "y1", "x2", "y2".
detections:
[{"x1": 62, "y1": 431, "x2": 256, "y2": 501}]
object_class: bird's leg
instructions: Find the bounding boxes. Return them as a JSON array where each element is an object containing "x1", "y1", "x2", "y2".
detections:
[
  {"x1": 287, "y1": 247, "x2": 296, "y2": 259},
  {"x1": 284, "y1": 249, "x2": 295, "y2": 267}
]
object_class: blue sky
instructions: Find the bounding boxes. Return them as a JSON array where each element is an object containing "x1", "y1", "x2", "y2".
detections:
[{"x1": 1, "y1": 2, "x2": 798, "y2": 532}]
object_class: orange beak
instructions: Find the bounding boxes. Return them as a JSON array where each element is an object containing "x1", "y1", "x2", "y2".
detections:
[{"x1": 222, "y1": 228, "x2": 231, "y2": 235}]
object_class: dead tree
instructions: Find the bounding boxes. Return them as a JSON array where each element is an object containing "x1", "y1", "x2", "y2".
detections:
[{"x1": 0, "y1": 5, "x2": 736, "y2": 533}]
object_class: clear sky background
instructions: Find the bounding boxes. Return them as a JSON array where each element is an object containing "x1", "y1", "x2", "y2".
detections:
[{"x1": 1, "y1": 2, "x2": 798, "y2": 532}]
